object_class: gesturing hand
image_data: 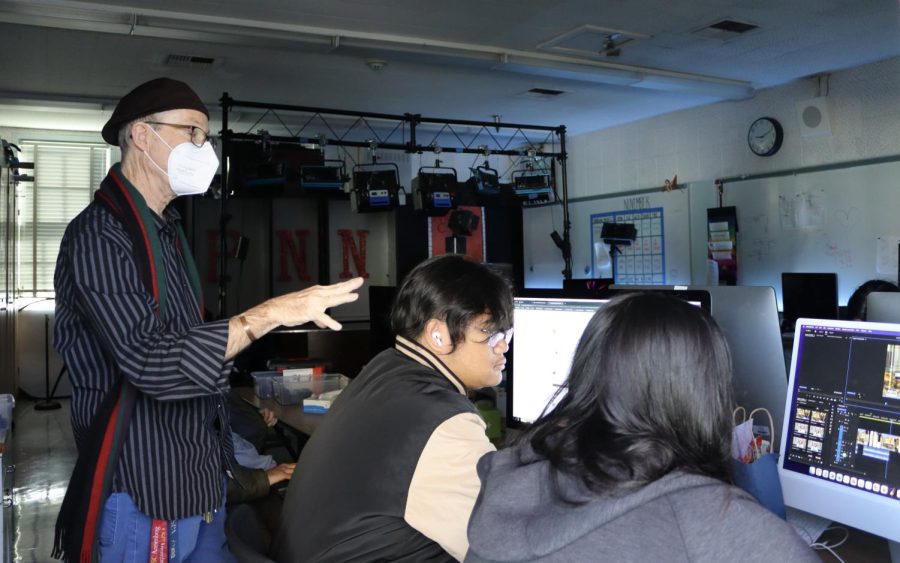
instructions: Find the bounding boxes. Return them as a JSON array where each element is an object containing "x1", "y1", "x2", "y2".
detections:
[
  {"x1": 269, "y1": 277, "x2": 364, "y2": 331},
  {"x1": 227, "y1": 277, "x2": 365, "y2": 362}
]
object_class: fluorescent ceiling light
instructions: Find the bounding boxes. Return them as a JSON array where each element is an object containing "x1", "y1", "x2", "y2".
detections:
[
  {"x1": 499, "y1": 59, "x2": 642, "y2": 86},
  {"x1": 0, "y1": 0, "x2": 754, "y2": 100}
]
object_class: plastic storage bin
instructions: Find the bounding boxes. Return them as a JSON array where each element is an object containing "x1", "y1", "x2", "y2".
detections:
[{"x1": 275, "y1": 373, "x2": 349, "y2": 406}]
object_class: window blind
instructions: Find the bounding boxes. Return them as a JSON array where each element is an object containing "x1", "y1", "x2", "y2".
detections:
[{"x1": 17, "y1": 142, "x2": 110, "y2": 295}]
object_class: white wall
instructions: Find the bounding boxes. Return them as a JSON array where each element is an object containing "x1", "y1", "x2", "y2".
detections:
[
  {"x1": 567, "y1": 55, "x2": 900, "y2": 198},
  {"x1": 551, "y1": 54, "x2": 900, "y2": 286}
]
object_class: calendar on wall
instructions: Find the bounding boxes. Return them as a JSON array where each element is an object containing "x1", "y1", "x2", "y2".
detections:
[{"x1": 591, "y1": 207, "x2": 666, "y2": 284}]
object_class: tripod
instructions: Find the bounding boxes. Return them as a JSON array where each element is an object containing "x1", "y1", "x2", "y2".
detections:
[{"x1": 606, "y1": 242, "x2": 624, "y2": 282}]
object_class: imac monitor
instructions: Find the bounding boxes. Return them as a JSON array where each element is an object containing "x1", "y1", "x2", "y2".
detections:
[
  {"x1": 699, "y1": 285, "x2": 788, "y2": 450},
  {"x1": 508, "y1": 289, "x2": 708, "y2": 427},
  {"x1": 509, "y1": 294, "x2": 610, "y2": 426},
  {"x1": 781, "y1": 273, "x2": 839, "y2": 331},
  {"x1": 866, "y1": 292, "x2": 900, "y2": 324},
  {"x1": 779, "y1": 318, "x2": 900, "y2": 543},
  {"x1": 610, "y1": 284, "x2": 785, "y2": 446}
]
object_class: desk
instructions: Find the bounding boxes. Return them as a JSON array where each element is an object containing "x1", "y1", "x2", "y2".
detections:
[
  {"x1": 234, "y1": 387, "x2": 325, "y2": 437},
  {"x1": 814, "y1": 526, "x2": 892, "y2": 562}
]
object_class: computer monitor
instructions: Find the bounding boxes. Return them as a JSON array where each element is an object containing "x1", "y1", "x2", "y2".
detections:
[
  {"x1": 867, "y1": 292, "x2": 900, "y2": 324},
  {"x1": 508, "y1": 293, "x2": 610, "y2": 426},
  {"x1": 701, "y1": 285, "x2": 788, "y2": 449},
  {"x1": 781, "y1": 273, "x2": 839, "y2": 330},
  {"x1": 508, "y1": 288, "x2": 708, "y2": 427},
  {"x1": 610, "y1": 284, "x2": 788, "y2": 448},
  {"x1": 779, "y1": 318, "x2": 900, "y2": 543}
]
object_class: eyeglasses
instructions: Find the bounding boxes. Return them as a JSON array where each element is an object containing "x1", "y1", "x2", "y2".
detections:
[
  {"x1": 478, "y1": 327, "x2": 514, "y2": 348},
  {"x1": 144, "y1": 121, "x2": 212, "y2": 148}
]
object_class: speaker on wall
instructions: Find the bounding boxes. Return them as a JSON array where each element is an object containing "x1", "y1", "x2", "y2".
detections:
[{"x1": 796, "y1": 97, "x2": 832, "y2": 138}]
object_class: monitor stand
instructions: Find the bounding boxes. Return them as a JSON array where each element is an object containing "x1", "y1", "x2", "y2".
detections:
[{"x1": 785, "y1": 507, "x2": 830, "y2": 544}]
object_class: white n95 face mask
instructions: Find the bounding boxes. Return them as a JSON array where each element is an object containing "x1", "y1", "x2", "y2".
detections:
[{"x1": 145, "y1": 126, "x2": 219, "y2": 196}]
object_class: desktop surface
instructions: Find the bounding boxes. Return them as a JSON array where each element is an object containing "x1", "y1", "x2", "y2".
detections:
[{"x1": 234, "y1": 386, "x2": 323, "y2": 437}]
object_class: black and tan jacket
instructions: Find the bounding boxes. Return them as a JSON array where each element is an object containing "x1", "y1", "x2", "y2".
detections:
[{"x1": 272, "y1": 336, "x2": 495, "y2": 562}]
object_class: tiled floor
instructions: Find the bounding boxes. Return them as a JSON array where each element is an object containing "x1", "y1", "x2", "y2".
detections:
[{"x1": 10, "y1": 397, "x2": 76, "y2": 563}]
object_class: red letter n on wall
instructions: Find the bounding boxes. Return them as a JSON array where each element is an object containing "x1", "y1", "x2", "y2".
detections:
[
  {"x1": 276, "y1": 229, "x2": 311, "y2": 282},
  {"x1": 337, "y1": 229, "x2": 370, "y2": 279}
]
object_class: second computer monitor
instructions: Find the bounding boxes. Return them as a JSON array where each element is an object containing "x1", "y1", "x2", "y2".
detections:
[
  {"x1": 781, "y1": 273, "x2": 839, "y2": 330},
  {"x1": 611, "y1": 284, "x2": 788, "y2": 448},
  {"x1": 780, "y1": 318, "x2": 900, "y2": 543},
  {"x1": 866, "y1": 292, "x2": 900, "y2": 323}
]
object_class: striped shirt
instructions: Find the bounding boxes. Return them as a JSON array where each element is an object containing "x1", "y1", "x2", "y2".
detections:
[{"x1": 54, "y1": 191, "x2": 234, "y2": 520}]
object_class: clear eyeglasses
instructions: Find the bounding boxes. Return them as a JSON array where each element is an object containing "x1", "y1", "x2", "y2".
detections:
[
  {"x1": 145, "y1": 121, "x2": 213, "y2": 148},
  {"x1": 479, "y1": 328, "x2": 514, "y2": 348}
]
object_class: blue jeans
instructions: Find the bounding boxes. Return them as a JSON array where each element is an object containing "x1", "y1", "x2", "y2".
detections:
[{"x1": 98, "y1": 492, "x2": 236, "y2": 562}]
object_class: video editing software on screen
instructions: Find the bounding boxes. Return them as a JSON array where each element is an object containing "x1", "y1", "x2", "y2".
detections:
[{"x1": 784, "y1": 324, "x2": 900, "y2": 500}]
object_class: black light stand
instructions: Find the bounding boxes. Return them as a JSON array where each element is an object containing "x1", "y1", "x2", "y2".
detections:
[
  {"x1": 34, "y1": 314, "x2": 61, "y2": 411},
  {"x1": 607, "y1": 242, "x2": 623, "y2": 281},
  {"x1": 600, "y1": 222, "x2": 637, "y2": 283}
]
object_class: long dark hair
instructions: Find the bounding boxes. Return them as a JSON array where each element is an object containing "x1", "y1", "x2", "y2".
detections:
[{"x1": 525, "y1": 292, "x2": 734, "y2": 495}]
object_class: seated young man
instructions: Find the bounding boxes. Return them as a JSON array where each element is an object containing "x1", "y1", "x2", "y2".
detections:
[{"x1": 272, "y1": 255, "x2": 513, "y2": 562}]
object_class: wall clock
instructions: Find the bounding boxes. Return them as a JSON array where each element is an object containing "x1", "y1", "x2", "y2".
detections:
[{"x1": 747, "y1": 117, "x2": 783, "y2": 157}]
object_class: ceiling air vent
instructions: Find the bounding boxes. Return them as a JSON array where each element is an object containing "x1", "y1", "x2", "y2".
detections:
[
  {"x1": 537, "y1": 25, "x2": 649, "y2": 59},
  {"x1": 528, "y1": 88, "x2": 565, "y2": 97},
  {"x1": 164, "y1": 54, "x2": 217, "y2": 68},
  {"x1": 710, "y1": 20, "x2": 757, "y2": 34},
  {"x1": 693, "y1": 19, "x2": 759, "y2": 40}
]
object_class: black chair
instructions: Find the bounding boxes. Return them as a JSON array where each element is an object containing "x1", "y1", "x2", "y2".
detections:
[{"x1": 225, "y1": 504, "x2": 276, "y2": 563}]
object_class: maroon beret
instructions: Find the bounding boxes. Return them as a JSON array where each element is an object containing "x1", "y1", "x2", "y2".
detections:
[{"x1": 102, "y1": 77, "x2": 209, "y2": 146}]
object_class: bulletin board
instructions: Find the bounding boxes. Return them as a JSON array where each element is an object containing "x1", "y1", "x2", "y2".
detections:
[
  {"x1": 590, "y1": 208, "x2": 666, "y2": 284},
  {"x1": 522, "y1": 188, "x2": 691, "y2": 288},
  {"x1": 708, "y1": 158, "x2": 900, "y2": 308}
]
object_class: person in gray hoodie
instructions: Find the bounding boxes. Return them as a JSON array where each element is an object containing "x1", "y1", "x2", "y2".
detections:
[{"x1": 465, "y1": 292, "x2": 818, "y2": 563}]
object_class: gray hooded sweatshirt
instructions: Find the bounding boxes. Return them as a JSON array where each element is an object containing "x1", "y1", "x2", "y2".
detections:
[{"x1": 465, "y1": 447, "x2": 818, "y2": 562}]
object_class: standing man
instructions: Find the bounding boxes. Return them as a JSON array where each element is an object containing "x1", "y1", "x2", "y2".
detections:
[
  {"x1": 52, "y1": 77, "x2": 362, "y2": 562},
  {"x1": 272, "y1": 254, "x2": 512, "y2": 562}
]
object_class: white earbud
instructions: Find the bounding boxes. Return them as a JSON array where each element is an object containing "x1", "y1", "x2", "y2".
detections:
[{"x1": 432, "y1": 332, "x2": 443, "y2": 346}]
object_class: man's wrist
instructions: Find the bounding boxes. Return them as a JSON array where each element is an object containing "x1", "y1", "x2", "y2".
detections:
[{"x1": 238, "y1": 315, "x2": 257, "y2": 342}]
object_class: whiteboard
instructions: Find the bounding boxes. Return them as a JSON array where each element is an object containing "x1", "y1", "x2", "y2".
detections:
[
  {"x1": 714, "y1": 159, "x2": 900, "y2": 308},
  {"x1": 523, "y1": 188, "x2": 692, "y2": 288}
]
